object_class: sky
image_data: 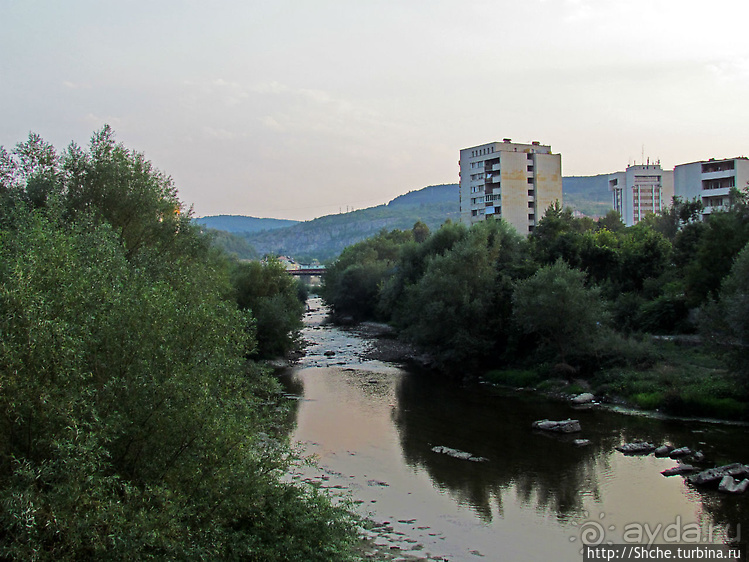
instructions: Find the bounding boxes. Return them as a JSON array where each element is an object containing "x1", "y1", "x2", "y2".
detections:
[{"x1": 1, "y1": 0, "x2": 748, "y2": 221}]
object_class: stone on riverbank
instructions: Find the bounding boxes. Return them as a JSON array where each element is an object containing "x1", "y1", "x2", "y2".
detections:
[
  {"x1": 688, "y1": 463, "x2": 747, "y2": 486},
  {"x1": 669, "y1": 446, "x2": 692, "y2": 458},
  {"x1": 661, "y1": 464, "x2": 697, "y2": 477},
  {"x1": 532, "y1": 419, "x2": 582, "y2": 433},
  {"x1": 571, "y1": 393, "x2": 595, "y2": 405},
  {"x1": 654, "y1": 445, "x2": 674, "y2": 457}
]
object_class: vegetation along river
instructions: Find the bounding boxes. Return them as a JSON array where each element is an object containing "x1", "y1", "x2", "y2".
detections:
[{"x1": 280, "y1": 297, "x2": 749, "y2": 561}]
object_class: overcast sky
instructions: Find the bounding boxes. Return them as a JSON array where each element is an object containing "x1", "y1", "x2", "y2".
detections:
[{"x1": 2, "y1": 0, "x2": 748, "y2": 221}]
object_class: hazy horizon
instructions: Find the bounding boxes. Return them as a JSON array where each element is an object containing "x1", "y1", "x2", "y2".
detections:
[{"x1": 2, "y1": 0, "x2": 748, "y2": 221}]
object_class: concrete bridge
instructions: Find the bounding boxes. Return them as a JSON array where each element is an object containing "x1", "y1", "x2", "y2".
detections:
[{"x1": 288, "y1": 266, "x2": 326, "y2": 277}]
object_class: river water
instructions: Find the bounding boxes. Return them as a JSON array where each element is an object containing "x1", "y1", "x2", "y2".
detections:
[{"x1": 280, "y1": 297, "x2": 749, "y2": 561}]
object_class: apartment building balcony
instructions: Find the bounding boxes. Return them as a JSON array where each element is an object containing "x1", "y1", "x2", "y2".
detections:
[
  {"x1": 702, "y1": 170, "x2": 736, "y2": 181},
  {"x1": 701, "y1": 186, "x2": 731, "y2": 196},
  {"x1": 703, "y1": 204, "x2": 728, "y2": 215}
]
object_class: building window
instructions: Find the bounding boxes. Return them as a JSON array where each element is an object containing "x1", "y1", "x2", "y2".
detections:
[
  {"x1": 528, "y1": 201, "x2": 535, "y2": 208},
  {"x1": 528, "y1": 189, "x2": 535, "y2": 196},
  {"x1": 528, "y1": 213, "x2": 535, "y2": 220},
  {"x1": 527, "y1": 165, "x2": 534, "y2": 172},
  {"x1": 527, "y1": 177, "x2": 534, "y2": 184}
]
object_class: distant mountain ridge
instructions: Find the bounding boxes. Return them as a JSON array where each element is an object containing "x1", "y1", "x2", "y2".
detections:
[
  {"x1": 563, "y1": 175, "x2": 612, "y2": 217},
  {"x1": 239, "y1": 184, "x2": 459, "y2": 262},
  {"x1": 194, "y1": 215, "x2": 298, "y2": 233},
  {"x1": 200, "y1": 179, "x2": 612, "y2": 261}
]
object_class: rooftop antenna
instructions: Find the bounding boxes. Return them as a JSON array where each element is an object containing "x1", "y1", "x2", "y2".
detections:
[{"x1": 641, "y1": 145, "x2": 645, "y2": 166}]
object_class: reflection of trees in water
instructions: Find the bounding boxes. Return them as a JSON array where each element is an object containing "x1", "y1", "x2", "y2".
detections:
[
  {"x1": 392, "y1": 373, "x2": 749, "y2": 528},
  {"x1": 277, "y1": 370, "x2": 304, "y2": 435},
  {"x1": 699, "y1": 491, "x2": 749, "y2": 545},
  {"x1": 392, "y1": 374, "x2": 620, "y2": 521}
]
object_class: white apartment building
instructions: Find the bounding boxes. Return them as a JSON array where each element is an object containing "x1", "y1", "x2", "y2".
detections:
[
  {"x1": 607, "y1": 163, "x2": 674, "y2": 227},
  {"x1": 458, "y1": 139, "x2": 562, "y2": 235},
  {"x1": 673, "y1": 157, "x2": 749, "y2": 216}
]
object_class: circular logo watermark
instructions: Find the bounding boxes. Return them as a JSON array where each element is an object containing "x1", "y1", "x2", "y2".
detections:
[{"x1": 569, "y1": 511, "x2": 616, "y2": 553}]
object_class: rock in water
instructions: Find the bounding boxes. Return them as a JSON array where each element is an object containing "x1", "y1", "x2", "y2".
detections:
[
  {"x1": 531, "y1": 419, "x2": 582, "y2": 433},
  {"x1": 615, "y1": 442, "x2": 656, "y2": 455},
  {"x1": 431, "y1": 445, "x2": 488, "y2": 462},
  {"x1": 669, "y1": 447, "x2": 692, "y2": 458},
  {"x1": 688, "y1": 464, "x2": 746, "y2": 486},
  {"x1": 661, "y1": 464, "x2": 697, "y2": 477},
  {"x1": 654, "y1": 445, "x2": 674, "y2": 457},
  {"x1": 718, "y1": 476, "x2": 749, "y2": 494}
]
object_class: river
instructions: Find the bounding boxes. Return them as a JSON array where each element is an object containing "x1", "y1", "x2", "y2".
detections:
[{"x1": 280, "y1": 297, "x2": 749, "y2": 561}]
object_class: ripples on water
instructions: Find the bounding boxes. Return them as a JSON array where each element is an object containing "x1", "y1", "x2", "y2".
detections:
[{"x1": 281, "y1": 298, "x2": 749, "y2": 562}]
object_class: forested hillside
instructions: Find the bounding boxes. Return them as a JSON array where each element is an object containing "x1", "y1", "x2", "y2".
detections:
[
  {"x1": 195, "y1": 214, "x2": 299, "y2": 233},
  {"x1": 562, "y1": 175, "x2": 612, "y2": 217},
  {"x1": 240, "y1": 184, "x2": 459, "y2": 262}
]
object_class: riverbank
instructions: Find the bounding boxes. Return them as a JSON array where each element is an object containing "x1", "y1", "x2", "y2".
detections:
[
  {"x1": 337, "y1": 320, "x2": 748, "y2": 423},
  {"x1": 493, "y1": 338, "x2": 749, "y2": 422}
]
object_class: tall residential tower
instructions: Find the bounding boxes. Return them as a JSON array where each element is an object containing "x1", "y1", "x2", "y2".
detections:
[
  {"x1": 608, "y1": 163, "x2": 674, "y2": 227},
  {"x1": 459, "y1": 139, "x2": 562, "y2": 235}
]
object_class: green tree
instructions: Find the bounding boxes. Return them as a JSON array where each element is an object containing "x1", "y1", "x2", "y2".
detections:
[
  {"x1": 701, "y1": 241, "x2": 749, "y2": 384},
  {"x1": 530, "y1": 201, "x2": 593, "y2": 268},
  {"x1": 377, "y1": 220, "x2": 467, "y2": 320},
  {"x1": 684, "y1": 190, "x2": 749, "y2": 306},
  {"x1": 231, "y1": 258, "x2": 305, "y2": 358},
  {"x1": 396, "y1": 219, "x2": 526, "y2": 370},
  {"x1": 596, "y1": 210, "x2": 625, "y2": 233},
  {"x1": 63, "y1": 125, "x2": 199, "y2": 261},
  {"x1": 512, "y1": 259, "x2": 606, "y2": 367},
  {"x1": 321, "y1": 228, "x2": 412, "y2": 320},
  {"x1": 412, "y1": 220, "x2": 430, "y2": 243}
]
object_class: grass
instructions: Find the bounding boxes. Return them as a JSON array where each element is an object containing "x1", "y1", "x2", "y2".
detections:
[
  {"x1": 590, "y1": 341, "x2": 748, "y2": 420},
  {"x1": 484, "y1": 368, "x2": 542, "y2": 388},
  {"x1": 482, "y1": 340, "x2": 748, "y2": 421}
]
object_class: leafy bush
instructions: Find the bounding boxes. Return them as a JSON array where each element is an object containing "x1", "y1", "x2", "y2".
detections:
[{"x1": 231, "y1": 258, "x2": 306, "y2": 358}]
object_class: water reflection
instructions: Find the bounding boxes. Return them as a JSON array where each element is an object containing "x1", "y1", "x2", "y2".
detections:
[
  {"x1": 392, "y1": 372, "x2": 749, "y2": 542},
  {"x1": 392, "y1": 373, "x2": 614, "y2": 520}
]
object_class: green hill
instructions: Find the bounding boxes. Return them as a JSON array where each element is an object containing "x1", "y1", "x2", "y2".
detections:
[
  {"x1": 562, "y1": 175, "x2": 612, "y2": 217},
  {"x1": 194, "y1": 215, "x2": 298, "y2": 233},
  {"x1": 241, "y1": 184, "x2": 459, "y2": 262}
]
